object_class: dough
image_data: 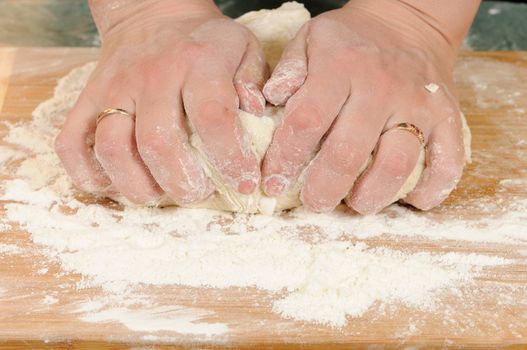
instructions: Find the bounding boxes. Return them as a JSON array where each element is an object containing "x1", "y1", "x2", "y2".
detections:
[{"x1": 125, "y1": 2, "x2": 472, "y2": 214}]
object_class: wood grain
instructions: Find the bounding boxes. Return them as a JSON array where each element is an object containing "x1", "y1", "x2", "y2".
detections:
[{"x1": 0, "y1": 48, "x2": 526, "y2": 349}]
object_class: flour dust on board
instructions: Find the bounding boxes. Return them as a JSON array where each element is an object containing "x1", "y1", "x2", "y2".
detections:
[{"x1": 1, "y1": 1, "x2": 526, "y2": 338}]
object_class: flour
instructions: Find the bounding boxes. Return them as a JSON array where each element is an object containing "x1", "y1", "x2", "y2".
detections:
[
  {"x1": 0, "y1": 58, "x2": 526, "y2": 328},
  {"x1": 0, "y1": 1, "x2": 526, "y2": 334},
  {"x1": 0, "y1": 243, "x2": 23, "y2": 255},
  {"x1": 1, "y1": 99, "x2": 525, "y2": 330},
  {"x1": 80, "y1": 304, "x2": 228, "y2": 336},
  {"x1": 42, "y1": 295, "x2": 58, "y2": 305}
]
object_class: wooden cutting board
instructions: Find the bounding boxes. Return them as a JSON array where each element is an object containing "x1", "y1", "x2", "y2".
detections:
[{"x1": 0, "y1": 47, "x2": 526, "y2": 349}]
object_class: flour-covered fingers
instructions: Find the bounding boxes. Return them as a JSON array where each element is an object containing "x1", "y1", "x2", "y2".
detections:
[
  {"x1": 94, "y1": 97, "x2": 163, "y2": 205},
  {"x1": 347, "y1": 126, "x2": 424, "y2": 215},
  {"x1": 183, "y1": 66, "x2": 260, "y2": 195},
  {"x1": 234, "y1": 36, "x2": 269, "y2": 116},
  {"x1": 300, "y1": 101, "x2": 383, "y2": 213},
  {"x1": 262, "y1": 24, "x2": 309, "y2": 106},
  {"x1": 262, "y1": 64, "x2": 350, "y2": 197},
  {"x1": 55, "y1": 86, "x2": 111, "y2": 193},
  {"x1": 135, "y1": 93, "x2": 214, "y2": 205},
  {"x1": 404, "y1": 113, "x2": 466, "y2": 210}
]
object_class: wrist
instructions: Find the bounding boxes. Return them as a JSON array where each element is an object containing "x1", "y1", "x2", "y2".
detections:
[
  {"x1": 89, "y1": 0, "x2": 221, "y2": 38},
  {"x1": 344, "y1": 0, "x2": 479, "y2": 66}
]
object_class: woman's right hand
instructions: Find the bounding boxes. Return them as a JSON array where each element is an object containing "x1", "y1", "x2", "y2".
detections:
[{"x1": 55, "y1": 0, "x2": 268, "y2": 205}]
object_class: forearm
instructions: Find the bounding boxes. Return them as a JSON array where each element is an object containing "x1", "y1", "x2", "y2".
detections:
[
  {"x1": 88, "y1": 0, "x2": 221, "y2": 36},
  {"x1": 345, "y1": 0, "x2": 480, "y2": 54}
]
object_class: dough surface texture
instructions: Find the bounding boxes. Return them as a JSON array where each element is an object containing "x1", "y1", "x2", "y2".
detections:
[{"x1": 117, "y1": 2, "x2": 472, "y2": 214}]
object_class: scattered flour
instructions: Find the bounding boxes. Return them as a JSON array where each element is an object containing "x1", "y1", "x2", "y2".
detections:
[
  {"x1": 0, "y1": 58, "x2": 525, "y2": 328},
  {"x1": 0, "y1": 1, "x2": 526, "y2": 333},
  {"x1": 42, "y1": 295, "x2": 59, "y2": 305},
  {"x1": 80, "y1": 304, "x2": 227, "y2": 336},
  {"x1": 0, "y1": 243, "x2": 23, "y2": 255},
  {"x1": 500, "y1": 178, "x2": 526, "y2": 187},
  {"x1": 37, "y1": 267, "x2": 49, "y2": 275}
]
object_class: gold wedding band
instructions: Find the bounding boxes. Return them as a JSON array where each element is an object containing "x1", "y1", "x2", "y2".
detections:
[
  {"x1": 381, "y1": 122, "x2": 425, "y2": 146},
  {"x1": 96, "y1": 108, "x2": 135, "y2": 125}
]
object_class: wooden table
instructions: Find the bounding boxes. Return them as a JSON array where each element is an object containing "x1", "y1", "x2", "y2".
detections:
[{"x1": 0, "y1": 48, "x2": 526, "y2": 349}]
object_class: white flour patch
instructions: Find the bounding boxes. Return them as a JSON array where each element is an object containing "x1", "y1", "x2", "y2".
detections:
[
  {"x1": 0, "y1": 2, "x2": 526, "y2": 332},
  {"x1": 455, "y1": 58, "x2": 527, "y2": 110},
  {"x1": 0, "y1": 223, "x2": 12, "y2": 232},
  {"x1": 37, "y1": 267, "x2": 49, "y2": 275},
  {"x1": 73, "y1": 293, "x2": 228, "y2": 336},
  {"x1": 80, "y1": 304, "x2": 227, "y2": 336},
  {"x1": 42, "y1": 295, "x2": 58, "y2": 305},
  {"x1": 0, "y1": 145, "x2": 23, "y2": 167},
  {"x1": 0, "y1": 243, "x2": 23, "y2": 255},
  {"x1": 500, "y1": 179, "x2": 526, "y2": 187}
]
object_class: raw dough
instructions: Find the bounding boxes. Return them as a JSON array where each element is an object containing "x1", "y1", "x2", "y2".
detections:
[{"x1": 120, "y1": 2, "x2": 472, "y2": 214}]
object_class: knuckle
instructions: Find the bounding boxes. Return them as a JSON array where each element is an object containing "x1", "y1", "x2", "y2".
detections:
[
  {"x1": 95, "y1": 128, "x2": 123, "y2": 162},
  {"x1": 333, "y1": 46, "x2": 363, "y2": 66},
  {"x1": 324, "y1": 141, "x2": 360, "y2": 174},
  {"x1": 285, "y1": 102, "x2": 324, "y2": 134},
  {"x1": 195, "y1": 100, "x2": 231, "y2": 129},
  {"x1": 375, "y1": 70, "x2": 397, "y2": 92},
  {"x1": 436, "y1": 162, "x2": 463, "y2": 184},
  {"x1": 136, "y1": 56, "x2": 184, "y2": 90},
  {"x1": 138, "y1": 60, "x2": 165, "y2": 81},
  {"x1": 181, "y1": 41, "x2": 210, "y2": 61},
  {"x1": 137, "y1": 133, "x2": 172, "y2": 163},
  {"x1": 379, "y1": 150, "x2": 414, "y2": 178},
  {"x1": 95, "y1": 138, "x2": 120, "y2": 162}
]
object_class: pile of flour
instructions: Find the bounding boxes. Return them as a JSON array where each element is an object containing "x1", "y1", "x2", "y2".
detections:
[{"x1": 1, "y1": 2, "x2": 526, "y2": 332}]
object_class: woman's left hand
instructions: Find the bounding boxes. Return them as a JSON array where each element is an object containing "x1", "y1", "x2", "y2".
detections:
[{"x1": 261, "y1": 0, "x2": 475, "y2": 214}]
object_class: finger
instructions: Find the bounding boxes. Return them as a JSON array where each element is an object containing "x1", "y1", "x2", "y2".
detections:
[
  {"x1": 234, "y1": 36, "x2": 269, "y2": 116},
  {"x1": 300, "y1": 101, "x2": 383, "y2": 213},
  {"x1": 262, "y1": 62, "x2": 350, "y2": 197},
  {"x1": 54, "y1": 86, "x2": 111, "y2": 192},
  {"x1": 404, "y1": 113, "x2": 466, "y2": 210},
  {"x1": 347, "y1": 125, "x2": 424, "y2": 215},
  {"x1": 262, "y1": 24, "x2": 309, "y2": 106},
  {"x1": 136, "y1": 91, "x2": 215, "y2": 205},
  {"x1": 94, "y1": 97, "x2": 163, "y2": 205},
  {"x1": 183, "y1": 65, "x2": 260, "y2": 195}
]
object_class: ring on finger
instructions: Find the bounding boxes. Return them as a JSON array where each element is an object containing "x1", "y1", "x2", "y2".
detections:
[
  {"x1": 96, "y1": 108, "x2": 135, "y2": 126},
  {"x1": 381, "y1": 122, "x2": 425, "y2": 146}
]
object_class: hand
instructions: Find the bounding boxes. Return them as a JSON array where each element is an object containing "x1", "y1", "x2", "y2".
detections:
[
  {"x1": 55, "y1": 0, "x2": 268, "y2": 205},
  {"x1": 262, "y1": 0, "x2": 477, "y2": 214}
]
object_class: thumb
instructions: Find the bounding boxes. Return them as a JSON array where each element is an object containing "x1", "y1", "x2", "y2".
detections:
[
  {"x1": 234, "y1": 35, "x2": 269, "y2": 116},
  {"x1": 263, "y1": 23, "x2": 309, "y2": 106}
]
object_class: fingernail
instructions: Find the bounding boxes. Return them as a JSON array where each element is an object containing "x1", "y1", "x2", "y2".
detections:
[
  {"x1": 263, "y1": 174, "x2": 289, "y2": 197},
  {"x1": 238, "y1": 179, "x2": 257, "y2": 195},
  {"x1": 263, "y1": 80, "x2": 289, "y2": 106}
]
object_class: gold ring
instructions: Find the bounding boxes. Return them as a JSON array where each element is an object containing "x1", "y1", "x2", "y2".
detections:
[
  {"x1": 381, "y1": 122, "x2": 425, "y2": 146},
  {"x1": 96, "y1": 108, "x2": 135, "y2": 125}
]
